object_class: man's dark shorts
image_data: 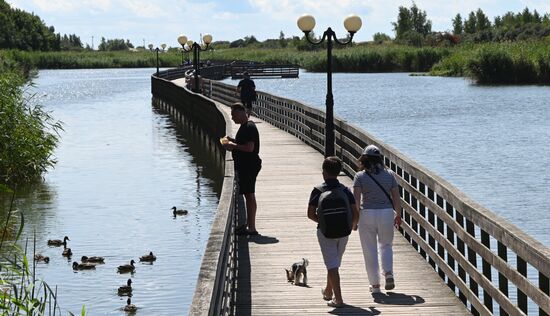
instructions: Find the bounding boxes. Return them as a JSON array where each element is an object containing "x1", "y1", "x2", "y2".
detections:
[{"x1": 237, "y1": 165, "x2": 261, "y2": 194}]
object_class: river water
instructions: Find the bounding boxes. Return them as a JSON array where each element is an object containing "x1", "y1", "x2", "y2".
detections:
[
  {"x1": 224, "y1": 71, "x2": 550, "y2": 247},
  {"x1": 4, "y1": 68, "x2": 223, "y2": 315},
  {"x1": 3, "y1": 69, "x2": 548, "y2": 314}
]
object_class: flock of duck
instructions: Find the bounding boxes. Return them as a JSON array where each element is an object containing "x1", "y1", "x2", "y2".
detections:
[{"x1": 33, "y1": 206, "x2": 189, "y2": 313}]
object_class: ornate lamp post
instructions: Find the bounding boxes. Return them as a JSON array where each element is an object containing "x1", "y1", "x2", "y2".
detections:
[
  {"x1": 177, "y1": 35, "x2": 187, "y2": 66},
  {"x1": 297, "y1": 14, "x2": 362, "y2": 157},
  {"x1": 182, "y1": 34, "x2": 213, "y2": 93}
]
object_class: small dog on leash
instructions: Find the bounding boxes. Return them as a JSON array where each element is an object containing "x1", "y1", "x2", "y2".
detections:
[{"x1": 285, "y1": 258, "x2": 309, "y2": 286}]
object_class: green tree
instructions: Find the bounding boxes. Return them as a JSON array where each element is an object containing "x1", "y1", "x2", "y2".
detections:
[
  {"x1": 279, "y1": 31, "x2": 287, "y2": 48},
  {"x1": 373, "y1": 32, "x2": 391, "y2": 43},
  {"x1": 475, "y1": 8, "x2": 491, "y2": 31},
  {"x1": 452, "y1": 13, "x2": 463, "y2": 35},
  {"x1": 392, "y1": 2, "x2": 431, "y2": 40},
  {"x1": 392, "y1": 5, "x2": 412, "y2": 39},
  {"x1": 464, "y1": 11, "x2": 477, "y2": 34}
]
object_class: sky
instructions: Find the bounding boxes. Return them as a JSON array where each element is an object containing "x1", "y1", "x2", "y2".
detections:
[{"x1": 6, "y1": 0, "x2": 550, "y2": 48}]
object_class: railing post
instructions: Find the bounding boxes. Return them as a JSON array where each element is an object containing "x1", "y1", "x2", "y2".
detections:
[
  {"x1": 480, "y1": 230, "x2": 493, "y2": 313},
  {"x1": 497, "y1": 241, "x2": 509, "y2": 316},
  {"x1": 518, "y1": 256, "x2": 528, "y2": 313}
]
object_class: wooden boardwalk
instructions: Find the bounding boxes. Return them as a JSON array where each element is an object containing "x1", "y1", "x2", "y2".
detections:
[
  {"x1": 221, "y1": 107, "x2": 469, "y2": 315},
  {"x1": 172, "y1": 79, "x2": 469, "y2": 315}
]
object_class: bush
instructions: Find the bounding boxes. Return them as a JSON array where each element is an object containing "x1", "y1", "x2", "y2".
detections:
[{"x1": 0, "y1": 71, "x2": 62, "y2": 185}]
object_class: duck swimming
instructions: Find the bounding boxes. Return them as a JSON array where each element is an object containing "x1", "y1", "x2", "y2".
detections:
[
  {"x1": 117, "y1": 260, "x2": 136, "y2": 273},
  {"x1": 72, "y1": 261, "x2": 96, "y2": 270},
  {"x1": 62, "y1": 248, "x2": 73, "y2": 257},
  {"x1": 172, "y1": 206, "x2": 188, "y2": 215},
  {"x1": 81, "y1": 255, "x2": 105, "y2": 263},
  {"x1": 139, "y1": 251, "x2": 156, "y2": 262},
  {"x1": 118, "y1": 278, "x2": 133, "y2": 295},
  {"x1": 48, "y1": 236, "x2": 69, "y2": 247},
  {"x1": 34, "y1": 254, "x2": 50, "y2": 263},
  {"x1": 123, "y1": 298, "x2": 137, "y2": 312}
]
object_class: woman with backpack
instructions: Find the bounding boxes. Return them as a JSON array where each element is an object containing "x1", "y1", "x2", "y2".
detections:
[{"x1": 353, "y1": 145, "x2": 402, "y2": 294}]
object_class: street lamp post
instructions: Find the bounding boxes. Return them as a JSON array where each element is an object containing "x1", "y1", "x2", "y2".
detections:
[
  {"x1": 177, "y1": 35, "x2": 187, "y2": 66},
  {"x1": 182, "y1": 33, "x2": 213, "y2": 93},
  {"x1": 155, "y1": 47, "x2": 160, "y2": 76},
  {"x1": 297, "y1": 14, "x2": 362, "y2": 157}
]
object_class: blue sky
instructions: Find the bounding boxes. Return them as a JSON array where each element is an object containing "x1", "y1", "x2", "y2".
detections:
[{"x1": 7, "y1": 0, "x2": 550, "y2": 48}]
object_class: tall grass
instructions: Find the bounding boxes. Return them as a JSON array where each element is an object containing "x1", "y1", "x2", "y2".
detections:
[
  {"x1": 0, "y1": 71, "x2": 63, "y2": 185},
  {"x1": 3, "y1": 41, "x2": 550, "y2": 84},
  {"x1": 0, "y1": 186, "x2": 84, "y2": 315},
  {"x1": 431, "y1": 41, "x2": 550, "y2": 84}
]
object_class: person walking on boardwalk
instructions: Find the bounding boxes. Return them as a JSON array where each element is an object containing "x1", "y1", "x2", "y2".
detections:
[
  {"x1": 236, "y1": 71, "x2": 256, "y2": 114},
  {"x1": 222, "y1": 103, "x2": 262, "y2": 235},
  {"x1": 308, "y1": 156, "x2": 358, "y2": 308},
  {"x1": 353, "y1": 145, "x2": 402, "y2": 294}
]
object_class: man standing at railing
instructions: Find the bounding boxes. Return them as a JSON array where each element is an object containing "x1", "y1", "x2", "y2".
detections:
[
  {"x1": 221, "y1": 103, "x2": 262, "y2": 236},
  {"x1": 236, "y1": 71, "x2": 256, "y2": 115}
]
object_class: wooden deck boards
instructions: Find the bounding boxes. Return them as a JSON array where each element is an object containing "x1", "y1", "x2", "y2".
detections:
[{"x1": 218, "y1": 104, "x2": 469, "y2": 315}]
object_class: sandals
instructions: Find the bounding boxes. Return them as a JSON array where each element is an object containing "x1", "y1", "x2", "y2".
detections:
[
  {"x1": 327, "y1": 300, "x2": 344, "y2": 308},
  {"x1": 236, "y1": 229, "x2": 259, "y2": 236},
  {"x1": 321, "y1": 288, "x2": 332, "y2": 301},
  {"x1": 370, "y1": 285, "x2": 381, "y2": 294},
  {"x1": 385, "y1": 273, "x2": 395, "y2": 290}
]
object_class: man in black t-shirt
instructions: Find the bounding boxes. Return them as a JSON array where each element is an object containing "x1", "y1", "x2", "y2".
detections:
[
  {"x1": 236, "y1": 72, "x2": 256, "y2": 114},
  {"x1": 222, "y1": 103, "x2": 262, "y2": 235}
]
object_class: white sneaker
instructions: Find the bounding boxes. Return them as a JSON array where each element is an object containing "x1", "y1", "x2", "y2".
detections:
[{"x1": 369, "y1": 286, "x2": 381, "y2": 294}]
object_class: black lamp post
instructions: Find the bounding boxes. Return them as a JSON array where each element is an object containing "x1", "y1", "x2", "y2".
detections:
[
  {"x1": 182, "y1": 33, "x2": 213, "y2": 93},
  {"x1": 297, "y1": 14, "x2": 362, "y2": 157},
  {"x1": 155, "y1": 47, "x2": 159, "y2": 76}
]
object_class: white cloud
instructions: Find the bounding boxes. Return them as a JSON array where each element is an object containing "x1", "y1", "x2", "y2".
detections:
[{"x1": 120, "y1": 0, "x2": 164, "y2": 18}]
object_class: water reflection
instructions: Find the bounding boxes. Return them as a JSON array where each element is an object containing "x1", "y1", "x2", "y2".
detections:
[{"x1": 0, "y1": 69, "x2": 223, "y2": 315}]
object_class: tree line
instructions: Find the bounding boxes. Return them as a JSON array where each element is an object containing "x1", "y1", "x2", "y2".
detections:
[{"x1": 390, "y1": 3, "x2": 550, "y2": 46}]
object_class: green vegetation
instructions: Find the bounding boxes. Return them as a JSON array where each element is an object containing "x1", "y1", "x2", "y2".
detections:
[
  {"x1": 2, "y1": 0, "x2": 550, "y2": 85},
  {"x1": 0, "y1": 186, "x2": 84, "y2": 315},
  {"x1": 0, "y1": 54, "x2": 62, "y2": 186},
  {"x1": 431, "y1": 41, "x2": 550, "y2": 84},
  {"x1": 0, "y1": 0, "x2": 82, "y2": 51}
]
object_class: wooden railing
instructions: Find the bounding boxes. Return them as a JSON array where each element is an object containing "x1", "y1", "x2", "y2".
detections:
[
  {"x1": 229, "y1": 62, "x2": 299, "y2": 79},
  {"x1": 151, "y1": 73, "x2": 239, "y2": 316},
  {"x1": 207, "y1": 80, "x2": 550, "y2": 316}
]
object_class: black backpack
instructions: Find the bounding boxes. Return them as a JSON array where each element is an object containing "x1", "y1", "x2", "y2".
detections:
[{"x1": 315, "y1": 183, "x2": 353, "y2": 238}]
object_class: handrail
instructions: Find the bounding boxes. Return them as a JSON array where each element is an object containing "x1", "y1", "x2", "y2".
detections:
[
  {"x1": 151, "y1": 73, "x2": 238, "y2": 316},
  {"x1": 207, "y1": 79, "x2": 550, "y2": 316}
]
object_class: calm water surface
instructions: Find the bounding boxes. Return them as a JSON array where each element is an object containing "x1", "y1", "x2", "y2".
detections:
[
  {"x1": 225, "y1": 71, "x2": 550, "y2": 246},
  {"x1": 10, "y1": 68, "x2": 222, "y2": 315},
  {"x1": 5, "y1": 69, "x2": 548, "y2": 314}
]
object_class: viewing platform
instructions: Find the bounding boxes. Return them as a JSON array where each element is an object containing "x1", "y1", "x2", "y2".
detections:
[{"x1": 151, "y1": 65, "x2": 550, "y2": 316}]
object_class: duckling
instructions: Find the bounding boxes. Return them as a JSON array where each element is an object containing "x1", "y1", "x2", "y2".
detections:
[
  {"x1": 62, "y1": 248, "x2": 73, "y2": 257},
  {"x1": 117, "y1": 260, "x2": 136, "y2": 273},
  {"x1": 34, "y1": 253, "x2": 50, "y2": 263},
  {"x1": 81, "y1": 255, "x2": 105, "y2": 264},
  {"x1": 139, "y1": 251, "x2": 156, "y2": 262},
  {"x1": 72, "y1": 261, "x2": 96, "y2": 270},
  {"x1": 123, "y1": 298, "x2": 137, "y2": 312},
  {"x1": 117, "y1": 278, "x2": 133, "y2": 295},
  {"x1": 172, "y1": 206, "x2": 188, "y2": 215},
  {"x1": 47, "y1": 236, "x2": 69, "y2": 247}
]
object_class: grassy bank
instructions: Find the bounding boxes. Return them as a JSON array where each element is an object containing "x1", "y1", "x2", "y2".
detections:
[
  {"x1": 3, "y1": 41, "x2": 550, "y2": 84},
  {"x1": 431, "y1": 41, "x2": 550, "y2": 84},
  {"x1": 2, "y1": 45, "x2": 450, "y2": 73}
]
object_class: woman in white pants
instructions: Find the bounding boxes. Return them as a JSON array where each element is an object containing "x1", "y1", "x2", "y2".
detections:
[{"x1": 353, "y1": 145, "x2": 402, "y2": 293}]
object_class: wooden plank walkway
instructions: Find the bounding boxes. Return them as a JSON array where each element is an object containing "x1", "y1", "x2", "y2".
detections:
[
  {"x1": 173, "y1": 79, "x2": 469, "y2": 315},
  {"x1": 223, "y1": 107, "x2": 469, "y2": 316}
]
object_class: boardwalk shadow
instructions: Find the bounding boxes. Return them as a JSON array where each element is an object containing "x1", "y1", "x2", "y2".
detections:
[
  {"x1": 247, "y1": 234, "x2": 279, "y2": 244},
  {"x1": 372, "y1": 292, "x2": 425, "y2": 305},
  {"x1": 329, "y1": 305, "x2": 380, "y2": 315}
]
